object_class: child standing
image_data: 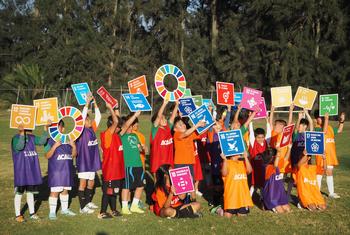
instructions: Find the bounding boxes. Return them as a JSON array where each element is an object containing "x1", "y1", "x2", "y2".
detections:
[{"x1": 45, "y1": 120, "x2": 77, "y2": 219}]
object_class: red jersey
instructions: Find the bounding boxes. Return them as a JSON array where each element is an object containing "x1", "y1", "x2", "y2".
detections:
[{"x1": 249, "y1": 140, "x2": 267, "y2": 188}]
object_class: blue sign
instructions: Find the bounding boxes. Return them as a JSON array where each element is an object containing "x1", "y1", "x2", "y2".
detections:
[
  {"x1": 188, "y1": 105, "x2": 215, "y2": 134},
  {"x1": 235, "y1": 92, "x2": 243, "y2": 105},
  {"x1": 71, "y1": 83, "x2": 91, "y2": 105},
  {"x1": 203, "y1": 99, "x2": 216, "y2": 110},
  {"x1": 178, "y1": 98, "x2": 196, "y2": 117},
  {"x1": 305, "y1": 131, "x2": 325, "y2": 155},
  {"x1": 218, "y1": 129, "x2": 245, "y2": 156},
  {"x1": 122, "y1": 93, "x2": 152, "y2": 112}
]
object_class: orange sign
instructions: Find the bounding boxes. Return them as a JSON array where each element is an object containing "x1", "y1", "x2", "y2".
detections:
[
  {"x1": 10, "y1": 104, "x2": 37, "y2": 130},
  {"x1": 33, "y1": 97, "x2": 59, "y2": 126},
  {"x1": 293, "y1": 86, "x2": 318, "y2": 110},
  {"x1": 128, "y1": 75, "x2": 149, "y2": 97}
]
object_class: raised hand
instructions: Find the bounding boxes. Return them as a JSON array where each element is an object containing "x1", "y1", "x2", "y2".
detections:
[{"x1": 339, "y1": 112, "x2": 345, "y2": 122}]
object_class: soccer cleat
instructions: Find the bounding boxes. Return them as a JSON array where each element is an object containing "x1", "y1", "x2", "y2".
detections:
[
  {"x1": 61, "y1": 209, "x2": 76, "y2": 216},
  {"x1": 111, "y1": 210, "x2": 122, "y2": 217},
  {"x1": 297, "y1": 203, "x2": 303, "y2": 209},
  {"x1": 329, "y1": 193, "x2": 340, "y2": 199},
  {"x1": 121, "y1": 207, "x2": 132, "y2": 215},
  {"x1": 196, "y1": 190, "x2": 203, "y2": 197},
  {"x1": 86, "y1": 202, "x2": 98, "y2": 209},
  {"x1": 130, "y1": 205, "x2": 145, "y2": 214},
  {"x1": 97, "y1": 212, "x2": 113, "y2": 219},
  {"x1": 30, "y1": 214, "x2": 40, "y2": 220},
  {"x1": 48, "y1": 213, "x2": 57, "y2": 220},
  {"x1": 80, "y1": 206, "x2": 95, "y2": 214},
  {"x1": 15, "y1": 215, "x2": 25, "y2": 223}
]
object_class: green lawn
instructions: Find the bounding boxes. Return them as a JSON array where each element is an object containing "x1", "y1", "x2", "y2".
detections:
[{"x1": 0, "y1": 111, "x2": 349, "y2": 235}]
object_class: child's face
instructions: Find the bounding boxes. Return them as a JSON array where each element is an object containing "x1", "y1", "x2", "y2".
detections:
[
  {"x1": 255, "y1": 134, "x2": 265, "y2": 144},
  {"x1": 174, "y1": 120, "x2": 187, "y2": 133},
  {"x1": 316, "y1": 117, "x2": 323, "y2": 126},
  {"x1": 126, "y1": 125, "x2": 133, "y2": 134},
  {"x1": 298, "y1": 123, "x2": 308, "y2": 132},
  {"x1": 213, "y1": 121, "x2": 222, "y2": 133},
  {"x1": 85, "y1": 117, "x2": 92, "y2": 128},
  {"x1": 274, "y1": 122, "x2": 285, "y2": 133},
  {"x1": 232, "y1": 121, "x2": 241, "y2": 130},
  {"x1": 132, "y1": 122, "x2": 139, "y2": 131},
  {"x1": 58, "y1": 125, "x2": 65, "y2": 133}
]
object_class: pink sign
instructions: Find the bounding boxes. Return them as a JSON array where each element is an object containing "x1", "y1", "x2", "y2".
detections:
[
  {"x1": 169, "y1": 166, "x2": 194, "y2": 195},
  {"x1": 280, "y1": 124, "x2": 295, "y2": 148},
  {"x1": 254, "y1": 97, "x2": 267, "y2": 119},
  {"x1": 240, "y1": 87, "x2": 262, "y2": 111}
]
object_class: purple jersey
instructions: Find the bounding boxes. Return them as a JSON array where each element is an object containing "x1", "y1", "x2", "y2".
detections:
[
  {"x1": 76, "y1": 127, "x2": 101, "y2": 172},
  {"x1": 47, "y1": 138, "x2": 74, "y2": 187},
  {"x1": 206, "y1": 133, "x2": 222, "y2": 176},
  {"x1": 291, "y1": 133, "x2": 305, "y2": 168},
  {"x1": 262, "y1": 167, "x2": 288, "y2": 210},
  {"x1": 11, "y1": 134, "x2": 43, "y2": 186}
]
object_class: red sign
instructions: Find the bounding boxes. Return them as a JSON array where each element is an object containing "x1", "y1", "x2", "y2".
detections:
[
  {"x1": 280, "y1": 124, "x2": 295, "y2": 148},
  {"x1": 128, "y1": 75, "x2": 149, "y2": 97},
  {"x1": 216, "y1": 82, "x2": 234, "y2": 105},
  {"x1": 97, "y1": 86, "x2": 118, "y2": 108}
]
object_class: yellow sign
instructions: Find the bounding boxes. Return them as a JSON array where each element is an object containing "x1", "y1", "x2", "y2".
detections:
[
  {"x1": 10, "y1": 104, "x2": 37, "y2": 130},
  {"x1": 33, "y1": 97, "x2": 59, "y2": 125},
  {"x1": 293, "y1": 86, "x2": 318, "y2": 110},
  {"x1": 271, "y1": 86, "x2": 292, "y2": 108}
]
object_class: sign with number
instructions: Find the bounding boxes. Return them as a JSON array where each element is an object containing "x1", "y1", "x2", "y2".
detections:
[
  {"x1": 254, "y1": 97, "x2": 267, "y2": 119},
  {"x1": 280, "y1": 124, "x2": 295, "y2": 148},
  {"x1": 97, "y1": 86, "x2": 118, "y2": 109},
  {"x1": 183, "y1": 89, "x2": 192, "y2": 98},
  {"x1": 188, "y1": 105, "x2": 215, "y2": 134},
  {"x1": 218, "y1": 129, "x2": 245, "y2": 156},
  {"x1": 234, "y1": 92, "x2": 243, "y2": 105},
  {"x1": 10, "y1": 104, "x2": 37, "y2": 130},
  {"x1": 71, "y1": 83, "x2": 91, "y2": 105},
  {"x1": 122, "y1": 93, "x2": 152, "y2": 112},
  {"x1": 203, "y1": 99, "x2": 215, "y2": 110},
  {"x1": 33, "y1": 97, "x2": 59, "y2": 126},
  {"x1": 192, "y1": 95, "x2": 203, "y2": 107},
  {"x1": 128, "y1": 75, "x2": 149, "y2": 97},
  {"x1": 240, "y1": 87, "x2": 262, "y2": 110},
  {"x1": 216, "y1": 82, "x2": 234, "y2": 105},
  {"x1": 271, "y1": 86, "x2": 293, "y2": 108},
  {"x1": 293, "y1": 86, "x2": 317, "y2": 110},
  {"x1": 169, "y1": 166, "x2": 194, "y2": 195},
  {"x1": 305, "y1": 131, "x2": 325, "y2": 155},
  {"x1": 319, "y1": 94, "x2": 338, "y2": 116},
  {"x1": 178, "y1": 98, "x2": 196, "y2": 117}
]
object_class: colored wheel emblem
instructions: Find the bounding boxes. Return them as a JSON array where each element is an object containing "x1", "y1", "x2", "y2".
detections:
[
  {"x1": 48, "y1": 106, "x2": 85, "y2": 144},
  {"x1": 154, "y1": 64, "x2": 186, "y2": 101}
]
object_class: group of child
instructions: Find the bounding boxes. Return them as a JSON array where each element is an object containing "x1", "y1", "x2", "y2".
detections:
[{"x1": 11, "y1": 94, "x2": 346, "y2": 222}]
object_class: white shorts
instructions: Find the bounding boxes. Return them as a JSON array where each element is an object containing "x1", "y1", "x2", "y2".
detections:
[
  {"x1": 51, "y1": 187, "x2": 72, "y2": 192},
  {"x1": 279, "y1": 173, "x2": 284, "y2": 179},
  {"x1": 78, "y1": 172, "x2": 95, "y2": 180},
  {"x1": 327, "y1": 166, "x2": 334, "y2": 169}
]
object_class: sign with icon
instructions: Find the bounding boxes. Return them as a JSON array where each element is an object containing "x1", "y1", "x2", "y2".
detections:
[
  {"x1": 271, "y1": 86, "x2": 293, "y2": 108},
  {"x1": 33, "y1": 97, "x2": 59, "y2": 126},
  {"x1": 71, "y1": 83, "x2": 91, "y2": 106},
  {"x1": 188, "y1": 105, "x2": 215, "y2": 134},
  {"x1": 122, "y1": 93, "x2": 152, "y2": 112},
  {"x1": 293, "y1": 86, "x2": 317, "y2": 110},
  {"x1": 216, "y1": 82, "x2": 234, "y2": 105},
  {"x1": 240, "y1": 87, "x2": 262, "y2": 111},
  {"x1": 128, "y1": 75, "x2": 149, "y2": 97},
  {"x1": 319, "y1": 94, "x2": 338, "y2": 116},
  {"x1": 10, "y1": 104, "x2": 37, "y2": 130},
  {"x1": 218, "y1": 129, "x2": 245, "y2": 156},
  {"x1": 169, "y1": 166, "x2": 194, "y2": 195},
  {"x1": 305, "y1": 131, "x2": 325, "y2": 155}
]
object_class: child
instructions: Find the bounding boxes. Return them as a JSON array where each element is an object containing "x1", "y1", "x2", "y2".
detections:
[
  {"x1": 193, "y1": 133, "x2": 207, "y2": 197},
  {"x1": 152, "y1": 164, "x2": 201, "y2": 218},
  {"x1": 11, "y1": 124, "x2": 49, "y2": 222},
  {"x1": 314, "y1": 111, "x2": 345, "y2": 198},
  {"x1": 45, "y1": 120, "x2": 77, "y2": 220},
  {"x1": 261, "y1": 147, "x2": 290, "y2": 213},
  {"x1": 132, "y1": 117, "x2": 147, "y2": 170},
  {"x1": 99, "y1": 103, "x2": 124, "y2": 219},
  {"x1": 76, "y1": 94, "x2": 101, "y2": 214},
  {"x1": 150, "y1": 100, "x2": 178, "y2": 176},
  {"x1": 120, "y1": 111, "x2": 146, "y2": 215},
  {"x1": 221, "y1": 151, "x2": 253, "y2": 217}
]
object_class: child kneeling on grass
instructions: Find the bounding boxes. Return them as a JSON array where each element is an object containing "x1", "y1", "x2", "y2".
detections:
[{"x1": 152, "y1": 164, "x2": 201, "y2": 218}]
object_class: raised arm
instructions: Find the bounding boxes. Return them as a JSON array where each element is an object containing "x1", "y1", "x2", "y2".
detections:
[
  {"x1": 295, "y1": 111, "x2": 303, "y2": 133},
  {"x1": 243, "y1": 110, "x2": 257, "y2": 129},
  {"x1": 224, "y1": 105, "x2": 231, "y2": 130},
  {"x1": 288, "y1": 103, "x2": 294, "y2": 125},
  {"x1": 93, "y1": 97, "x2": 101, "y2": 127},
  {"x1": 249, "y1": 122, "x2": 255, "y2": 147},
  {"x1": 337, "y1": 112, "x2": 345, "y2": 133},
  {"x1": 269, "y1": 105, "x2": 275, "y2": 131},
  {"x1": 154, "y1": 100, "x2": 168, "y2": 127},
  {"x1": 243, "y1": 151, "x2": 252, "y2": 174},
  {"x1": 265, "y1": 118, "x2": 272, "y2": 145},
  {"x1": 106, "y1": 103, "x2": 119, "y2": 134},
  {"x1": 82, "y1": 93, "x2": 93, "y2": 120},
  {"x1": 231, "y1": 105, "x2": 242, "y2": 129},
  {"x1": 45, "y1": 141, "x2": 62, "y2": 159},
  {"x1": 181, "y1": 120, "x2": 206, "y2": 138},
  {"x1": 304, "y1": 109, "x2": 313, "y2": 131},
  {"x1": 120, "y1": 111, "x2": 141, "y2": 136},
  {"x1": 323, "y1": 113, "x2": 329, "y2": 134},
  {"x1": 220, "y1": 153, "x2": 228, "y2": 177},
  {"x1": 169, "y1": 101, "x2": 179, "y2": 125}
]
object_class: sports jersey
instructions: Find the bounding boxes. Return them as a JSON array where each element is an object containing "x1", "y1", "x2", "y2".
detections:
[{"x1": 121, "y1": 133, "x2": 142, "y2": 168}]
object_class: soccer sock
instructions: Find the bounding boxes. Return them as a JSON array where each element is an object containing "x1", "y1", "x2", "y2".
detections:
[
  {"x1": 122, "y1": 201, "x2": 129, "y2": 209},
  {"x1": 317, "y1": 175, "x2": 323, "y2": 189},
  {"x1": 26, "y1": 192, "x2": 35, "y2": 215},
  {"x1": 109, "y1": 195, "x2": 117, "y2": 211},
  {"x1": 249, "y1": 186, "x2": 255, "y2": 196},
  {"x1": 326, "y1": 176, "x2": 334, "y2": 195},
  {"x1": 14, "y1": 194, "x2": 22, "y2": 217},
  {"x1": 131, "y1": 198, "x2": 140, "y2": 207},
  {"x1": 100, "y1": 193, "x2": 109, "y2": 214},
  {"x1": 49, "y1": 197, "x2": 58, "y2": 215},
  {"x1": 78, "y1": 190, "x2": 87, "y2": 209},
  {"x1": 59, "y1": 194, "x2": 69, "y2": 211},
  {"x1": 85, "y1": 188, "x2": 94, "y2": 204}
]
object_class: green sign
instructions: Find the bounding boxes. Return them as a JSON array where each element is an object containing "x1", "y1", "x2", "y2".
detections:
[
  {"x1": 319, "y1": 94, "x2": 338, "y2": 116},
  {"x1": 183, "y1": 88, "x2": 192, "y2": 98},
  {"x1": 192, "y1": 95, "x2": 203, "y2": 107}
]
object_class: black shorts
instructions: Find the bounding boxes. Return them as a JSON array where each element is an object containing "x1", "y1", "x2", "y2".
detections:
[
  {"x1": 212, "y1": 174, "x2": 223, "y2": 186},
  {"x1": 174, "y1": 164, "x2": 194, "y2": 182},
  {"x1": 102, "y1": 179, "x2": 124, "y2": 195},
  {"x1": 225, "y1": 207, "x2": 250, "y2": 215},
  {"x1": 123, "y1": 167, "x2": 145, "y2": 190},
  {"x1": 15, "y1": 185, "x2": 39, "y2": 195}
]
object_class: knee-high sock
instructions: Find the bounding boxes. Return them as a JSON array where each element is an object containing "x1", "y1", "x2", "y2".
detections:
[
  {"x1": 249, "y1": 186, "x2": 255, "y2": 196},
  {"x1": 85, "y1": 188, "x2": 94, "y2": 204},
  {"x1": 78, "y1": 190, "x2": 87, "y2": 209},
  {"x1": 60, "y1": 194, "x2": 69, "y2": 211},
  {"x1": 49, "y1": 197, "x2": 58, "y2": 215},
  {"x1": 100, "y1": 193, "x2": 109, "y2": 214},
  {"x1": 326, "y1": 176, "x2": 334, "y2": 195},
  {"x1": 26, "y1": 192, "x2": 35, "y2": 215},
  {"x1": 109, "y1": 195, "x2": 117, "y2": 211},
  {"x1": 14, "y1": 194, "x2": 22, "y2": 217},
  {"x1": 317, "y1": 175, "x2": 323, "y2": 189}
]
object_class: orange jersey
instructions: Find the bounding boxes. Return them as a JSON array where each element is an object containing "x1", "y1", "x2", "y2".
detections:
[
  {"x1": 173, "y1": 132, "x2": 198, "y2": 165},
  {"x1": 223, "y1": 160, "x2": 253, "y2": 210},
  {"x1": 316, "y1": 126, "x2": 338, "y2": 174},
  {"x1": 270, "y1": 130, "x2": 288, "y2": 173},
  {"x1": 297, "y1": 164, "x2": 326, "y2": 207},
  {"x1": 133, "y1": 130, "x2": 146, "y2": 168}
]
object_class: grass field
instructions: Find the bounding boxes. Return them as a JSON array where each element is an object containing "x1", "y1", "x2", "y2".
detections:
[{"x1": 0, "y1": 111, "x2": 349, "y2": 235}]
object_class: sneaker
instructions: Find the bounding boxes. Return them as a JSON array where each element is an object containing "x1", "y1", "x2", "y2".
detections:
[
  {"x1": 30, "y1": 214, "x2": 40, "y2": 220},
  {"x1": 80, "y1": 206, "x2": 95, "y2": 214},
  {"x1": 210, "y1": 205, "x2": 221, "y2": 214},
  {"x1": 329, "y1": 193, "x2": 340, "y2": 199},
  {"x1": 86, "y1": 202, "x2": 98, "y2": 209},
  {"x1": 15, "y1": 215, "x2": 25, "y2": 223},
  {"x1": 196, "y1": 190, "x2": 203, "y2": 197},
  {"x1": 61, "y1": 209, "x2": 76, "y2": 216},
  {"x1": 297, "y1": 203, "x2": 303, "y2": 209},
  {"x1": 121, "y1": 207, "x2": 132, "y2": 215},
  {"x1": 130, "y1": 204, "x2": 145, "y2": 214},
  {"x1": 97, "y1": 212, "x2": 113, "y2": 219},
  {"x1": 48, "y1": 213, "x2": 57, "y2": 220},
  {"x1": 111, "y1": 210, "x2": 122, "y2": 217},
  {"x1": 138, "y1": 201, "x2": 146, "y2": 210}
]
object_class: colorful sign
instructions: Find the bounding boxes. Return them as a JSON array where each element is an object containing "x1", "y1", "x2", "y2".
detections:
[
  {"x1": 192, "y1": 95, "x2": 203, "y2": 107},
  {"x1": 319, "y1": 94, "x2": 338, "y2": 116},
  {"x1": 280, "y1": 124, "x2": 295, "y2": 148},
  {"x1": 203, "y1": 99, "x2": 215, "y2": 110},
  {"x1": 154, "y1": 64, "x2": 186, "y2": 101},
  {"x1": 169, "y1": 166, "x2": 194, "y2": 195},
  {"x1": 10, "y1": 104, "x2": 37, "y2": 130},
  {"x1": 128, "y1": 75, "x2": 149, "y2": 97},
  {"x1": 216, "y1": 82, "x2": 234, "y2": 105},
  {"x1": 218, "y1": 129, "x2": 245, "y2": 156},
  {"x1": 97, "y1": 86, "x2": 118, "y2": 109},
  {"x1": 305, "y1": 131, "x2": 325, "y2": 155},
  {"x1": 240, "y1": 87, "x2": 262, "y2": 110},
  {"x1": 188, "y1": 105, "x2": 215, "y2": 134},
  {"x1": 178, "y1": 98, "x2": 196, "y2": 117},
  {"x1": 293, "y1": 86, "x2": 318, "y2": 110},
  {"x1": 71, "y1": 82, "x2": 91, "y2": 105},
  {"x1": 183, "y1": 89, "x2": 192, "y2": 98},
  {"x1": 33, "y1": 97, "x2": 59, "y2": 126},
  {"x1": 254, "y1": 97, "x2": 267, "y2": 119},
  {"x1": 48, "y1": 106, "x2": 85, "y2": 144},
  {"x1": 271, "y1": 86, "x2": 293, "y2": 108},
  {"x1": 234, "y1": 92, "x2": 243, "y2": 105},
  {"x1": 122, "y1": 93, "x2": 152, "y2": 112}
]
